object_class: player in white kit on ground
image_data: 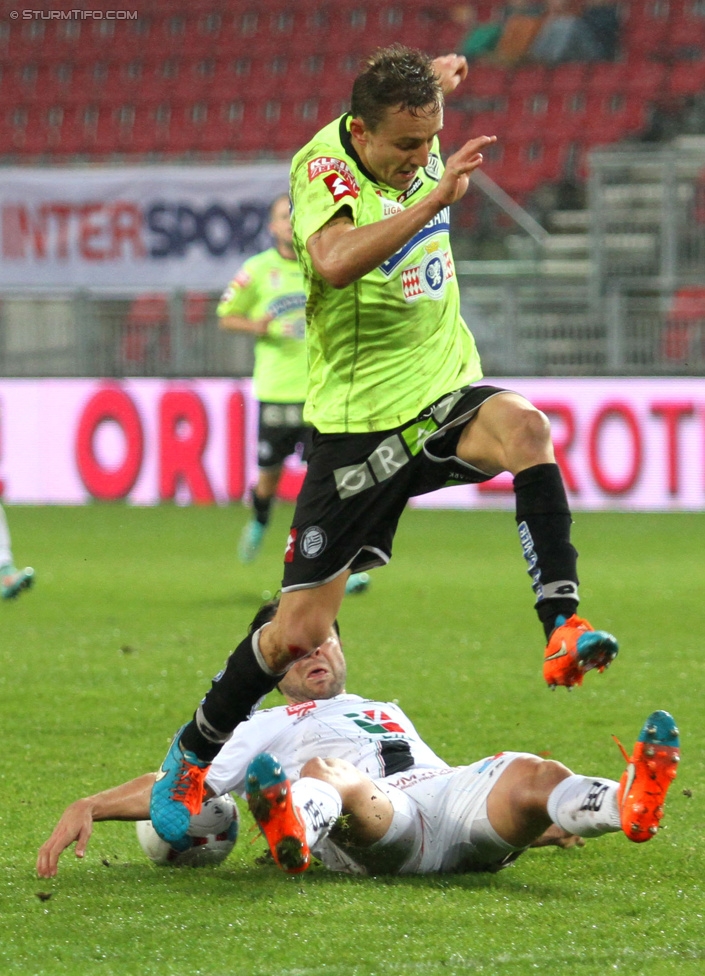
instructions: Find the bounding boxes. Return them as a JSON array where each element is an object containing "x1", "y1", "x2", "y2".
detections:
[{"x1": 37, "y1": 602, "x2": 679, "y2": 880}]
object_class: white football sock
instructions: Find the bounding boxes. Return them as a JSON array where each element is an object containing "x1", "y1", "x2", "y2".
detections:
[
  {"x1": 547, "y1": 774, "x2": 622, "y2": 838},
  {"x1": 0, "y1": 505, "x2": 13, "y2": 568},
  {"x1": 291, "y1": 777, "x2": 343, "y2": 850}
]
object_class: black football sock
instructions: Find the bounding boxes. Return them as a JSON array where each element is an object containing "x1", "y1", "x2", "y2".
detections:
[
  {"x1": 514, "y1": 463, "x2": 579, "y2": 640},
  {"x1": 179, "y1": 631, "x2": 282, "y2": 762},
  {"x1": 252, "y1": 490, "x2": 273, "y2": 527}
]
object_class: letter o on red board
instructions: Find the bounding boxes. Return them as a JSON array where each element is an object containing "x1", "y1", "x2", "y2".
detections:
[
  {"x1": 588, "y1": 401, "x2": 642, "y2": 495},
  {"x1": 76, "y1": 387, "x2": 144, "y2": 499}
]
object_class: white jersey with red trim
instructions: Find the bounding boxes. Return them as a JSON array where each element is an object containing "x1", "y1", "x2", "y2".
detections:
[{"x1": 205, "y1": 693, "x2": 447, "y2": 799}]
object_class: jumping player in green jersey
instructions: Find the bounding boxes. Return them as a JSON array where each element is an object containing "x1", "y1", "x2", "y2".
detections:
[
  {"x1": 218, "y1": 194, "x2": 370, "y2": 594},
  {"x1": 150, "y1": 46, "x2": 618, "y2": 847}
]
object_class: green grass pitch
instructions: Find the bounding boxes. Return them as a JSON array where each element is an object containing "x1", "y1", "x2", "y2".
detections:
[{"x1": 1, "y1": 503, "x2": 703, "y2": 976}]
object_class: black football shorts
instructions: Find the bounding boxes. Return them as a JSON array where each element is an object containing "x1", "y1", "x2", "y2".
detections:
[
  {"x1": 281, "y1": 384, "x2": 510, "y2": 591},
  {"x1": 257, "y1": 401, "x2": 312, "y2": 469}
]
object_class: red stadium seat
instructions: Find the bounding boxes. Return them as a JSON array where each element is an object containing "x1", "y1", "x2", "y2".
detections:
[
  {"x1": 623, "y1": 60, "x2": 667, "y2": 99},
  {"x1": 667, "y1": 59, "x2": 705, "y2": 98},
  {"x1": 547, "y1": 63, "x2": 588, "y2": 95},
  {"x1": 624, "y1": 19, "x2": 670, "y2": 58},
  {"x1": 483, "y1": 140, "x2": 556, "y2": 199},
  {"x1": 662, "y1": 286, "x2": 705, "y2": 363},
  {"x1": 466, "y1": 65, "x2": 509, "y2": 100},
  {"x1": 585, "y1": 62, "x2": 628, "y2": 96},
  {"x1": 507, "y1": 64, "x2": 550, "y2": 96},
  {"x1": 124, "y1": 294, "x2": 171, "y2": 368}
]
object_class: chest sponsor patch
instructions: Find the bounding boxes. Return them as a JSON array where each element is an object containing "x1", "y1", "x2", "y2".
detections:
[
  {"x1": 396, "y1": 176, "x2": 424, "y2": 203},
  {"x1": 401, "y1": 247, "x2": 454, "y2": 302},
  {"x1": 308, "y1": 156, "x2": 360, "y2": 190},
  {"x1": 378, "y1": 194, "x2": 404, "y2": 218},
  {"x1": 286, "y1": 700, "x2": 317, "y2": 717}
]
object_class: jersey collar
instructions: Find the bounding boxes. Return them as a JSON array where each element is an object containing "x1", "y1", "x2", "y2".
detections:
[{"x1": 339, "y1": 114, "x2": 381, "y2": 187}]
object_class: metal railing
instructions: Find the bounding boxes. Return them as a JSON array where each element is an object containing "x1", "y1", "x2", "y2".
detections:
[{"x1": 1, "y1": 275, "x2": 703, "y2": 378}]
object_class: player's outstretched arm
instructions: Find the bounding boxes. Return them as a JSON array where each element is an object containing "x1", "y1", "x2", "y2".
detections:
[
  {"x1": 218, "y1": 313, "x2": 272, "y2": 337},
  {"x1": 529, "y1": 824, "x2": 585, "y2": 850},
  {"x1": 36, "y1": 773, "x2": 155, "y2": 878},
  {"x1": 307, "y1": 134, "x2": 494, "y2": 289}
]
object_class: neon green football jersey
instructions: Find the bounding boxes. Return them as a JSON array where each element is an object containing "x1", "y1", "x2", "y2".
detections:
[
  {"x1": 290, "y1": 115, "x2": 483, "y2": 433},
  {"x1": 217, "y1": 247, "x2": 308, "y2": 403}
]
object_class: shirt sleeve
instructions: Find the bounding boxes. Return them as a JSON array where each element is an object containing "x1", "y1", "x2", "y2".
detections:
[
  {"x1": 216, "y1": 259, "x2": 257, "y2": 318},
  {"x1": 291, "y1": 151, "x2": 362, "y2": 249}
]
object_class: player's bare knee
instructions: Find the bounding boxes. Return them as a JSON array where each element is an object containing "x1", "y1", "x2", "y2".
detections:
[
  {"x1": 514, "y1": 757, "x2": 571, "y2": 814},
  {"x1": 508, "y1": 403, "x2": 551, "y2": 453},
  {"x1": 302, "y1": 757, "x2": 372, "y2": 806},
  {"x1": 301, "y1": 757, "x2": 337, "y2": 780},
  {"x1": 302, "y1": 756, "x2": 355, "y2": 784}
]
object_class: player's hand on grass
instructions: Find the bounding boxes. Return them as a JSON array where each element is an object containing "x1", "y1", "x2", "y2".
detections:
[
  {"x1": 435, "y1": 135, "x2": 497, "y2": 207},
  {"x1": 530, "y1": 824, "x2": 586, "y2": 850},
  {"x1": 36, "y1": 798, "x2": 95, "y2": 878},
  {"x1": 432, "y1": 54, "x2": 469, "y2": 94}
]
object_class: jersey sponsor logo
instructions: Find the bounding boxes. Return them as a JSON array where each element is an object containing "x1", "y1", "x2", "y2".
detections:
[
  {"x1": 308, "y1": 156, "x2": 360, "y2": 191},
  {"x1": 401, "y1": 247, "x2": 454, "y2": 302},
  {"x1": 344, "y1": 709, "x2": 407, "y2": 735},
  {"x1": 300, "y1": 525, "x2": 327, "y2": 558},
  {"x1": 267, "y1": 293, "x2": 307, "y2": 318},
  {"x1": 379, "y1": 208, "x2": 450, "y2": 277},
  {"x1": 378, "y1": 195, "x2": 405, "y2": 218},
  {"x1": 425, "y1": 153, "x2": 442, "y2": 181},
  {"x1": 396, "y1": 176, "x2": 424, "y2": 203},
  {"x1": 323, "y1": 172, "x2": 359, "y2": 203},
  {"x1": 391, "y1": 767, "x2": 454, "y2": 790},
  {"x1": 286, "y1": 700, "x2": 318, "y2": 717},
  {"x1": 284, "y1": 527, "x2": 298, "y2": 563}
]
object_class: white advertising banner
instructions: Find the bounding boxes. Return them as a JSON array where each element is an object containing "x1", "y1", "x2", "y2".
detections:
[
  {"x1": 1, "y1": 377, "x2": 705, "y2": 510},
  {"x1": 0, "y1": 164, "x2": 290, "y2": 290}
]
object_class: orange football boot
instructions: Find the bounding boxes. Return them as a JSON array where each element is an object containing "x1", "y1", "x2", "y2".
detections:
[
  {"x1": 543, "y1": 614, "x2": 618, "y2": 688},
  {"x1": 614, "y1": 710, "x2": 680, "y2": 843},
  {"x1": 246, "y1": 752, "x2": 310, "y2": 874}
]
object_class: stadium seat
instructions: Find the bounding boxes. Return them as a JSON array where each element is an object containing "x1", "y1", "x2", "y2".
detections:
[
  {"x1": 667, "y1": 59, "x2": 705, "y2": 98},
  {"x1": 441, "y1": 108, "x2": 472, "y2": 152},
  {"x1": 483, "y1": 141, "x2": 554, "y2": 199},
  {"x1": 547, "y1": 63, "x2": 588, "y2": 95},
  {"x1": 507, "y1": 64, "x2": 551, "y2": 97},
  {"x1": 466, "y1": 65, "x2": 508, "y2": 101},
  {"x1": 585, "y1": 61, "x2": 628, "y2": 96},
  {"x1": 123, "y1": 293, "x2": 171, "y2": 369},
  {"x1": 662, "y1": 286, "x2": 705, "y2": 363},
  {"x1": 623, "y1": 60, "x2": 667, "y2": 99},
  {"x1": 582, "y1": 94, "x2": 648, "y2": 145},
  {"x1": 624, "y1": 20, "x2": 670, "y2": 58}
]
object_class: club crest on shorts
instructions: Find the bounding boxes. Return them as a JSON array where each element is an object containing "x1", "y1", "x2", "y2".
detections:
[{"x1": 300, "y1": 525, "x2": 327, "y2": 558}]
